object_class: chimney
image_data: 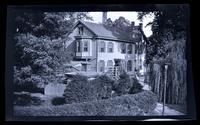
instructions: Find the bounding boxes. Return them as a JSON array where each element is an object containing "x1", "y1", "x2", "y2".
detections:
[
  {"x1": 102, "y1": 12, "x2": 107, "y2": 24},
  {"x1": 131, "y1": 21, "x2": 135, "y2": 29},
  {"x1": 139, "y1": 23, "x2": 143, "y2": 29}
]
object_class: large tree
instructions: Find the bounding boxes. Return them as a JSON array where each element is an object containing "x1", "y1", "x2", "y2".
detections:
[
  {"x1": 138, "y1": 4, "x2": 189, "y2": 104},
  {"x1": 13, "y1": 11, "x2": 92, "y2": 92}
]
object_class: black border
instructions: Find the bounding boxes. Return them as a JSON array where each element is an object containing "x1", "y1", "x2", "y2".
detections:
[{"x1": 3, "y1": 3, "x2": 197, "y2": 122}]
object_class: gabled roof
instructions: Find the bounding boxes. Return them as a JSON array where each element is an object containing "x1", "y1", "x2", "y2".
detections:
[
  {"x1": 73, "y1": 20, "x2": 142, "y2": 43},
  {"x1": 81, "y1": 21, "x2": 116, "y2": 39}
]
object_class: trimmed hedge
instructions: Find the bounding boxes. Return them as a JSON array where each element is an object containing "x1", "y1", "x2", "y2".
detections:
[
  {"x1": 91, "y1": 75, "x2": 114, "y2": 100},
  {"x1": 113, "y1": 71, "x2": 132, "y2": 96},
  {"x1": 51, "y1": 97, "x2": 66, "y2": 106},
  {"x1": 63, "y1": 75, "x2": 97, "y2": 104},
  {"x1": 129, "y1": 78, "x2": 143, "y2": 94},
  {"x1": 14, "y1": 90, "x2": 157, "y2": 116}
]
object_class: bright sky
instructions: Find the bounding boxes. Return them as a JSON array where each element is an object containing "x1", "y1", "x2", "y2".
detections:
[{"x1": 87, "y1": 12, "x2": 154, "y2": 37}]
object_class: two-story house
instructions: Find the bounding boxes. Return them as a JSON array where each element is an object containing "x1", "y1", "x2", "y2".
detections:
[{"x1": 65, "y1": 14, "x2": 144, "y2": 77}]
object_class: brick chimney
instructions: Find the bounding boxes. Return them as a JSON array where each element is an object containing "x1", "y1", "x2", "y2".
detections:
[
  {"x1": 131, "y1": 21, "x2": 135, "y2": 29},
  {"x1": 102, "y1": 12, "x2": 107, "y2": 24},
  {"x1": 139, "y1": 23, "x2": 143, "y2": 30}
]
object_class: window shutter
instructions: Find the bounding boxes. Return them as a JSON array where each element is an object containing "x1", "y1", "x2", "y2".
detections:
[{"x1": 88, "y1": 41, "x2": 90, "y2": 53}]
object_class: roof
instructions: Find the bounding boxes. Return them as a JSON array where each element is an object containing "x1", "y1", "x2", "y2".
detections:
[{"x1": 73, "y1": 20, "x2": 142, "y2": 43}]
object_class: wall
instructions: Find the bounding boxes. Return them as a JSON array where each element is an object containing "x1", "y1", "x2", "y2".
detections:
[{"x1": 96, "y1": 39, "x2": 135, "y2": 73}]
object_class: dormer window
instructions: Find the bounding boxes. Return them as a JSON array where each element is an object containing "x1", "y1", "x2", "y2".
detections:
[{"x1": 78, "y1": 26, "x2": 83, "y2": 35}]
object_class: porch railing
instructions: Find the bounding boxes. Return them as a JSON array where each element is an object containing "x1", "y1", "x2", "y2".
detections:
[{"x1": 106, "y1": 66, "x2": 120, "y2": 80}]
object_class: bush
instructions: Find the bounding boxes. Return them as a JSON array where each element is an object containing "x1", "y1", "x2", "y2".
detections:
[
  {"x1": 51, "y1": 97, "x2": 66, "y2": 106},
  {"x1": 91, "y1": 75, "x2": 114, "y2": 100},
  {"x1": 14, "y1": 93, "x2": 44, "y2": 106},
  {"x1": 63, "y1": 75, "x2": 97, "y2": 104},
  {"x1": 114, "y1": 71, "x2": 132, "y2": 96},
  {"x1": 129, "y1": 78, "x2": 143, "y2": 94},
  {"x1": 14, "y1": 66, "x2": 45, "y2": 93},
  {"x1": 14, "y1": 91, "x2": 158, "y2": 116}
]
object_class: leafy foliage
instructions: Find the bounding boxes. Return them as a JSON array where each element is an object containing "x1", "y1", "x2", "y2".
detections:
[
  {"x1": 138, "y1": 5, "x2": 189, "y2": 64},
  {"x1": 14, "y1": 93, "x2": 44, "y2": 106},
  {"x1": 14, "y1": 91, "x2": 157, "y2": 116},
  {"x1": 13, "y1": 12, "x2": 92, "y2": 92},
  {"x1": 63, "y1": 75, "x2": 97, "y2": 104},
  {"x1": 129, "y1": 78, "x2": 143, "y2": 94},
  {"x1": 113, "y1": 71, "x2": 132, "y2": 96},
  {"x1": 138, "y1": 5, "x2": 188, "y2": 104},
  {"x1": 91, "y1": 75, "x2": 114, "y2": 99},
  {"x1": 51, "y1": 97, "x2": 66, "y2": 106}
]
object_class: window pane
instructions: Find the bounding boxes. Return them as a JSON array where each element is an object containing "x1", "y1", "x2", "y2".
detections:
[
  {"x1": 121, "y1": 43, "x2": 126, "y2": 54},
  {"x1": 127, "y1": 60, "x2": 132, "y2": 72},
  {"x1": 83, "y1": 41, "x2": 88, "y2": 52},
  {"x1": 107, "y1": 60, "x2": 113, "y2": 67},
  {"x1": 99, "y1": 60, "x2": 105, "y2": 72},
  {"x1": 100, "y1": 41, "x2": 105, "y2": 52},
  {"x1": 108, "y1": 42, "x2": 113, "y2": 53},
  {"x1": 77, "y1": 41, "x2": 81, "y2": 52},
  {"x1": 128, "y1": 44, "x2": 132, "y2": 54}
]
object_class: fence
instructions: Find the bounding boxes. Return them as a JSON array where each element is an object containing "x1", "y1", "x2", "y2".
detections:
[
  {"x1": 106, "y1": 66, "x2": 120, "y2": 80},
  {"x1": 147, "y1": 59, "x2": 187, "y2": 104}
]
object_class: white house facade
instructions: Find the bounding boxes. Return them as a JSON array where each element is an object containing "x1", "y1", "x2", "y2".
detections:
[{"x1": 65, "y1": 17, "x2": 144, "y2": 77}]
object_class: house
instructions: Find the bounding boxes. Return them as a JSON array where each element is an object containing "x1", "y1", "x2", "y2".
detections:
[{"x1": 65, "y1": 12, "x2": 145, "y2": 78}]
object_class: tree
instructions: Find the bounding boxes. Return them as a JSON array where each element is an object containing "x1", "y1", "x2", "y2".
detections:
[
  {"x1": 138, "y1": 4, "x2": 189, "y2": 104},
  {"x1": 138, "y1": 5, "x2": 189, "y2": 63},
  {"x1": 13, "y1": 11, "x2": 93, "y2": 92}
]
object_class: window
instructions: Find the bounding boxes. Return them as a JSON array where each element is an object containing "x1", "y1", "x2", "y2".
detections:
[
  {"x1": 82, "y1": 64, "x2": 87, "y2": 71},
  {"x1": 127, "y1": 44, "x2": 132, "y2": 54},
  {"x1": 83, "y1": 41, "x2": 88, "y2": 52},
  {"x1": 99, "y1": 41, "x2": 106, "y2": 52},
  {"x1": 127, "y1": 60, "x2": 132, "y2": 72},
  {"x1": 78, "y1": 26, "x2": 83, "y2": 35},
  {"x1": 107, "y1": 42, "x2": 113, "y2": 53},
  {"x1": 99, "y1": 60, "x2": 105, "y2": 72},
  {"x1": 107, "y1": 60, "x2": 113, "y2": 68},
  {"x1": 76, "y1": 40, "x2": 81, "y2": 52},
  {"x1": 121, "y1": 43, "x2": 126, "y2": 54}
]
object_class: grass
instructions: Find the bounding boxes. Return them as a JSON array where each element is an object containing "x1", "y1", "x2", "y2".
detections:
[{"x1": 14, "y1": 90, "x2": 157, "y2": 116}]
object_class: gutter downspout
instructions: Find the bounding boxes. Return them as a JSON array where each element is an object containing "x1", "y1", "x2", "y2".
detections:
[{"x1": 96, "y1": 39, "x2": 98, "y2": 72}]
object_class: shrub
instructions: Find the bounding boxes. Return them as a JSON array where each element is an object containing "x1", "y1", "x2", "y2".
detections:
[
  {"x1": 129, "y1": 78, "x2": 143, "y2": 94},
  {"x1": 14, "y1": 66, "x2": 45, "y2": 93},
  {"x1": 51, "y1": 97, "x2": 66, "y2": 106},
  {"x1": 14, "y1": 91, "x2": 158, "y2": 116},
  {"x1": 114, "y1": 71, "x2": 132, "y2": 96},
  {"x1": 91, "y1": 75, "x2": 114, "y2": 100},
  {"x1": 14, "y1": 93, "x2": 44, "y2": 106},
  {"x1": 63, "y1": 75, "x2": 97, "y2": 104}
]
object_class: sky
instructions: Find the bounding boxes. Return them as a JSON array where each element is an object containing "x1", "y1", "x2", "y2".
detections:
[{"x1": 87, "y1": 12, "x2": 154, "y2": 37}]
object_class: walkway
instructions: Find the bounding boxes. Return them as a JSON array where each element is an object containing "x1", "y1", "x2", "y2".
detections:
[{"x1": 136, "y1": 74, "x2": 185, "y2": 116}]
